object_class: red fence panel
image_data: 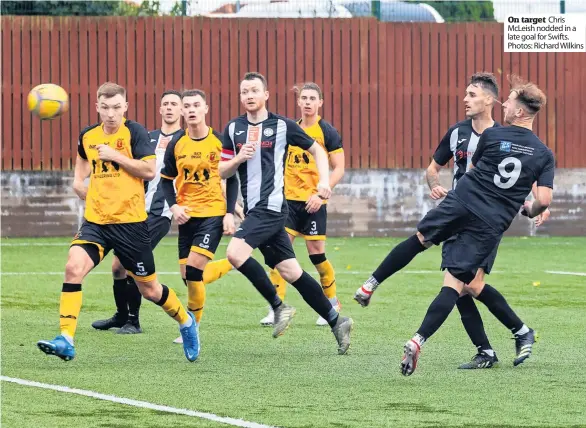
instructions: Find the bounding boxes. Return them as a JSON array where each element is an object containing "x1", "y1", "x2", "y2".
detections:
[{"x1": 1, "y1": 17, "x2": 584, "y2": 170}]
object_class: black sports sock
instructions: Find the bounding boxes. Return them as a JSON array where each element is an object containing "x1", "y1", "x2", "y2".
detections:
[
  {"x1": 237, "y1": 258, "x2": 282, "y2": 310},
  {"x1": 416, "y1": 287, "x2": 460, "y2": 339},
  {"x1": 113, "y1": 278, "x2": 129, "y2": 319},
  {"x1": 126, "y1": 277, "x2": 142, "y2": 323},
  {"x1": 457, "y1": 294, "x2": 492, "y2": 352},
  {"x1": 372, "y1": 235, "x2": 427, "y2": 283},
  {"x1": 291, "y1": 271, "x2": 339, "y2": 328},
  {"x1": 476, "y1": 284, "x2": 524, "y2": 333}
]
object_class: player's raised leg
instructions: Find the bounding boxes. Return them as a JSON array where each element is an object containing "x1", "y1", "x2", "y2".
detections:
[{"x1": 355, "y1": 231, "x2": 431, "y2": 307}]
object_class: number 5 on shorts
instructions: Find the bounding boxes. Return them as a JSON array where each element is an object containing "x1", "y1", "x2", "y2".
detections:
[{"x1": 137, "y1": 262, "x2": 145, "y2": 273}]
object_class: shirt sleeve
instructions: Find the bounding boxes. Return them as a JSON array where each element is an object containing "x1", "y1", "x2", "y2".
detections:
[
  {"x1": 128, "y1": 121, "x2": 156, "y2": 160},
  {"x1": 323, "y1": 123, "x2": 343, "y2": 154},
  {"x1": 432, "y1": 128, "x2": 454, "y2": 166},
  {"x1": 221, "y1": 122, "x2": 236, "y2": 161},
  {"x1": 286, "y1": 119, "x2": 315, "y2": 150},
  {"x1": 536, "y1": 150, "x2": 555, "y2": 188},
  {"x1": 160, "y1": 138, "x2": 179, "y2": 179},
  {"x1": 77, "y1": 132, "x2": 87, "y2": 159}
]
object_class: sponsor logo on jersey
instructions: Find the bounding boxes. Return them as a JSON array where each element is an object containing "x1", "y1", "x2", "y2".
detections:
[{"x1": 500, "y1": 141, "x2": 512, "y2": 152}]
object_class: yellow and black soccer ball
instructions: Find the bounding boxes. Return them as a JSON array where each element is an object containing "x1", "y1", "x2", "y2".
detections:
[{"x1": 27, "y1": 83, "x2": 69, "y2": 120}]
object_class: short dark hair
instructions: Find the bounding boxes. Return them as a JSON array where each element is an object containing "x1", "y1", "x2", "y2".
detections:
[
  {"x1": 97, "y1": 82, "x2": 126, "y2": 100},
  {"x1": 241, "y1": 72, "x2": 267, "y2": 90},
  {"x1": 293, "y1": 82, "x2": 323, "y2": 100},
  {"x1": 469, "y1": 72, "x2": 499, "y2": 98},
  {"x1": 181, "y1": 89, "x2": 207, "y2": 102},
  {"x1": 508, "y1": 74, "x2": 546, "y2": 115},
  {"x1": 161, "y1": 90, "x2": 181, "y2": 100}
]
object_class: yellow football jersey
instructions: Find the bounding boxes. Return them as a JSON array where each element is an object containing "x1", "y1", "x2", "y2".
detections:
[
  {"x1": 160, "y1": 128, "x2": 226, "y2": 217},
  {"x1": 284, "y1": 116, "x2": 343, "y2": 202},
  {"x1": 78, "y1": 119, "x2": 155, "y2": 224}
]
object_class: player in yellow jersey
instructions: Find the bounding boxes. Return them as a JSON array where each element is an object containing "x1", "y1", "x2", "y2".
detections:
[
  {"x1": 261, "y1": 82, "x2": 345, "y2": 326},
  {"x1": 160, "y1": 89, "x2": 239, "y2": 352},
  {"x1": 37, "y1": 82, "x2": 200, "y2": 362},
  {"x1": 90, "y1": 91, "x2": 236, "y2": 336}
]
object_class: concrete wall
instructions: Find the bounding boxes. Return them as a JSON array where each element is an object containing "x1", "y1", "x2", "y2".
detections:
[{"x1": 2, "y1": 169, "x2": 585, "y2": 238}]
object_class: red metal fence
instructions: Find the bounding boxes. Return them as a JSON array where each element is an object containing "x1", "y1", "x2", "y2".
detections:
[{"x1": 1, "y1": 16, "x2": 585, "y2": 170}]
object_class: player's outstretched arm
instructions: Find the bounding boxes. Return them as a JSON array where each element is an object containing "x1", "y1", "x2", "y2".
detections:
[
  {"x1": 307, "y1": 143, "x2": 331, "y2": 200},
  {"x1": 72, "y1": 156, "x2": 90, "y2": 200}
]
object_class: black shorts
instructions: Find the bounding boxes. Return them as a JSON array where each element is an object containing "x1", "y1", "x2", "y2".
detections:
[
  {"x1": 146, "y1": 214, "x2": 172, "y2": 249},
  {"x1": 285, "y1": 200, "x2": 327, "y2": 241},
  {"x1": 417, "y1": 192, "x2": 502, "y2": 275},
  {"x1": 441, "y1": 235, "x2": 502, "y2": 274},
  {"x1": 112, "y1": 214, "x2": 170, "y2": 258},
  {"x1": 72, "y1": 220, "x2": 156, "y2": 282},
  {"x1": 178, "y1": 216, "x2": 224, "y2": 263},
  {"x1": 234, "y1": 207, "x2": 296, "y2": 269}
]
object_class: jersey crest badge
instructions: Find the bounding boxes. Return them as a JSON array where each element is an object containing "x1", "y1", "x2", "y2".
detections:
[{"x1": 500, "y1": 141, "x2": 512, "y2": 152}]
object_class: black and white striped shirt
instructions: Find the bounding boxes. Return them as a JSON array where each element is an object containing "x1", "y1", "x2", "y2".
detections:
[
  {"x1": 433, "y1": 119, "x2": 501, "y2": 189},
  {"x1": 144, "y1": 129, "x2": 183, "y2": 219},
  {"x1": 221, "y1": 113, "x2": 315, "y2": 214}
]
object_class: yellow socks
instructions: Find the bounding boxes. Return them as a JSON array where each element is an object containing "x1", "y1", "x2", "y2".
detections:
[
  {"x1": 310, "y1": 254, "x2": 337, "y2": 299},
  {"x1": 186, "y1": 266, "x2": 205, "y2": 323},
  {"x1": 203, "y1": 258, "x2": 233, "y2": 285},
  {"x1": 59, "y1": 283, "x2": 82, "y2": 339},
  {"x1": 269, "y1": 268, "x2": 287, "y2": 301},
  {"x1": 156, "y1": 284, "x2": 189, "y2": 325}
]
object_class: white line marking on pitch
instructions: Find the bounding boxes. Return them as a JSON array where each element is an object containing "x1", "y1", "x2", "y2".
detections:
[
  {"x1": 0, "y1": 376, "x2": 276, "y2": 428},
  {"x1": 544, "y1": 270, "x2": 586, "y2": 277}
]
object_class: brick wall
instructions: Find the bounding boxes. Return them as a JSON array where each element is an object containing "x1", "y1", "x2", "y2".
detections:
[{"x1": 2, "y1": 170, "x2": 585, "y2": 238}]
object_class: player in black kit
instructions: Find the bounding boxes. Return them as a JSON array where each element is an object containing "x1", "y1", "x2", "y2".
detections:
[
  {"x1": 400, "y1": 75, "x2": 553, "y2": 375},
  {"x1": 354, "y1": 74, "x2": 503, "y2": 308},
  {"x1": 219, "y1": 72, "x2": 353, "y2": 355}
]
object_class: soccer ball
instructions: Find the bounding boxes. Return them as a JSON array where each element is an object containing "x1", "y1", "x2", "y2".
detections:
[{"x1": 27, "y1": 83, "x2": 69, "y2": 120}]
